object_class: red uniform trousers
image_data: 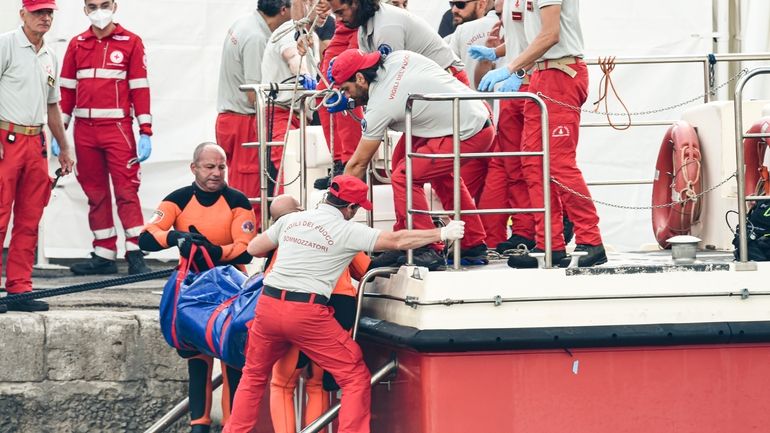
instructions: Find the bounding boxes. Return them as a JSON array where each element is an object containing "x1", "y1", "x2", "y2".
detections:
[
  {"x1": 215, "y1": 111, "x2": 292, "y2": 227},
  {"x1": 521, "y1": 62, "x2": 602, "y2": 251},
  {"x1": 390, "y1": 125, "x2": 495, "y2": 249},
  {"x1": 73, "y1": 118, "x2": 143, "y2": 260},
  {"x1": 0, "y1": 129, "x2": 50, "y2": 294},
  {"x1": 478, "y1": 94, "x2": 535, "y2": 247},
  {"x1": 225, "y1": 295, "x2": 371, "y2": 433}
]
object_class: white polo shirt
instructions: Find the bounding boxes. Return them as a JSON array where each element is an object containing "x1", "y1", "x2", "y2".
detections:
[
  {"x1": 503, "y1": 0, "x2": 529, "y2": 63},
  {"x1": 524, "y1": 0, "x2": 584, "y2": 61},
  {"x1": 261, "y1": 20, "x2": 307, "y2": 107},
  {"x1": 444, "y1": 11, "x2": 498, "y2": 90},
  {"x1": 362, "y1": 51, "x2": 489, "y2": 142},
  {"x1": 217, "y1": 11, "x2": 272, "y2": 114},
  {"x1": 358, "y1": 3, "x2": 463, "y2": 71},
  {"x1": 0, "y1": 27, "x2": 59, "y2": 126},
  {"x1": 263, "y1": 203, "x2": 381, "y2": 298}
]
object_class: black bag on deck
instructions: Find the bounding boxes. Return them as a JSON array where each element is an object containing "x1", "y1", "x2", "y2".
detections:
[{"x1": 733, "y1": 201, "x2": 770, "y2": 261}]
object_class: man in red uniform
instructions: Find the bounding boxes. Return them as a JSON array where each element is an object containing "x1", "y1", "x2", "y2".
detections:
[
  {"x1": 59, "y1": 0, "x2": 152, "y2": 275},
  {"x1": 477, "y1": 0, "x2": 606, "y2": 268},
  {"x1": 0, "y1": 0, "x2": 74, "y2": 313}
]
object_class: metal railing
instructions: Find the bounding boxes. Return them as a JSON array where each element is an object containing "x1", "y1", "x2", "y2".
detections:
[
  {"x1": 732, "y1": 67, "x2": 770, "y2": 270},
  {"x1": 143, "y1": 374, "x2": 224, "y2": 433},
  {"x1": 404, "y1": 92, "x2": 552, "y2": 269}
]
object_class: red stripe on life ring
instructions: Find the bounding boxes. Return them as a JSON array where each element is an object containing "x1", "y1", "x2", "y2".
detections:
[
  {"x1": 651, "y1": 121, "x2": 703, "y2": 248},
  {"x1": 743, "y1": 117, "x2": 770, "y2": 197}
]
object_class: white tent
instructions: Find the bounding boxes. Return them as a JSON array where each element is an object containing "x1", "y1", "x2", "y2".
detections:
[{"x1": 1, "y1": 0, "x2": 768, "y2": 260}]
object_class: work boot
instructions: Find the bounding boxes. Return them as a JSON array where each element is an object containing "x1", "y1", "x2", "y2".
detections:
[
  {"x1": 126, "y1": 250, "x2": 152, "y2": 275},
  {"x1": 6, "y1": 299, "x2": 49, "y2": 312},
  {"x1": 70, "y1": 253, "x2": 118, "y2": 275},
  {"x1": 495, "y1": 234, "x2": 536, "y2": 254},
  {"x1": 313, "y1": 160, "x2": 346, "y2": 190},
  {"x1": 507, "y1": 248, "x2": 567, "y2": 269},
  {"x1": 398, "y1": 247, "x2": 446, "y2": 271},
  {"x1": 369, "y1": 249, "x2": 405, "y2": 270},
  {"x1": 559, "y1": 244, "x2": 608, "y2": 268},
  {"x1": 448, "y1": 244, "x2": 489, "y2": 266}
]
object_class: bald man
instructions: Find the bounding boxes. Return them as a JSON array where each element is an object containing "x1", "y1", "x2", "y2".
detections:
[{"x1": 269, "y1": 194, "x2": 303, "y2": 222}]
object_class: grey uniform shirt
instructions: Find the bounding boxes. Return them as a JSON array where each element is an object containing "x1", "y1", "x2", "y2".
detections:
[
  {"x1": 358, "y1": 3, "x2": 463, "y2": 71},
  {"x1": 444, "y1": 11, "x2": 499, "y2": 90},
  {"x1": 263, "y1": 204, "x2": 381, "y2": 298},
  {"x1": 261, "y1": 20, "x2": 307, "y2": 107},
  {"x1": 217, "y1": 11, "x2": 272, "y2": 114},
  {"x1": 0, "y1": 27, "x2": 59, "y2": 126},
  {"x1": 362, "y1": 51, "x2": 489, "y2": 141},
  {"x1": 524, "y1": 0, "x2": 584, "y2": 60}
]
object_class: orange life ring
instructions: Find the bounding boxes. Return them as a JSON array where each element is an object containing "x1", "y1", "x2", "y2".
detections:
[
  {"x1": 743, "y1": 116, "x2": 770, "y2": 196},
  {"x1": 651, "y1": 121, "x2": 703, "y2": 248}
]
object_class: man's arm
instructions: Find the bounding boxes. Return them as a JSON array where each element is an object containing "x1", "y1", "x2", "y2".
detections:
[
  {"x1": 504, "y1": 4, "x2": 560, "y2": 73},
  {"x1": 47, "y1": 103, "x2": 74, "y2": 174},
  {"x1": 373, "y1": 228, "x2": 442, "y2": 252},
  {"x1": 343, "y1": 138, "x2": 381, "y2": 179},
  {"x1": 281, "y1": 45, "x2": 309, "y2": 76},
  {"x1": 247, "y1": 233, "x2": 279, "y2": 257}
]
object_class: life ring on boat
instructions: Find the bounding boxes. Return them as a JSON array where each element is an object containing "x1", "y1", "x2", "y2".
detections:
[
  {"x1": 651, "y1": 121, "x2": 703, "y2": 248},
  {"x1": 743, "y1": 117, "x2": 770, "y2": 196}
]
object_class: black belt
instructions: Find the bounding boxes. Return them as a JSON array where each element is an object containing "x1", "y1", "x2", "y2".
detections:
[{"x1": 263, "y1": 285, "x2": 328, "y2": 305}]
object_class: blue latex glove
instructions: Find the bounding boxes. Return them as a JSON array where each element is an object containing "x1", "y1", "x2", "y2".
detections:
[
  {"x1": 499, "y1": 73, "x2": 524, "y2": 92},
  {"x1": 467, "y1": 45, "x2": 497, "y2": 61},
  {"x1": 300, "y1": 73, "x2": 317, "y2": 90},
  {"x1": 326, "y1": 59, "x2": 336, "y2": 84},
  {"x1": 326, "y1": 93, "x2": 350, "y2": 114},
  {"x1": 50, "y1": 137, "x2": 60, "y2": 157},
  {"x1": 137, "y1": 134, "x2": 152, "y2": 162},
  {"x1": 478, "y1": 66, "x2": 513, "y2": 92}
]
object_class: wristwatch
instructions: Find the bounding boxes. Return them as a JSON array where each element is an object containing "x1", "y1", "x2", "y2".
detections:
[{"x1": 514, "y1": 68, "x2": 527, "y2": 79}]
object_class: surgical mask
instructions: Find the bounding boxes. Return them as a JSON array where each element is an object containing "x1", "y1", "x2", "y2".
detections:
[{"x1": 88, "y1": 8, "x2": 114, "y2": 30}]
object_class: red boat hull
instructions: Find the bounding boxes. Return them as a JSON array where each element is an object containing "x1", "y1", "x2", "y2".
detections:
[{"x1": 363, "y1": 340, "x2": 770, "y2": 433}]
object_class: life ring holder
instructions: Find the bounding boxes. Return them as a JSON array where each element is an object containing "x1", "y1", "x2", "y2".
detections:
[
  {"x1": 652, "y1": 121, "x2": 703, "y2": 248},
  {"x1": 743, "y1": 116, "x2": 770, "y2": 197}
]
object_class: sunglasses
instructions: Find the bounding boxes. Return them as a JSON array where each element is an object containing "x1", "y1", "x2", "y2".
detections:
[{"x1": 449, "y1": 0, "x2": 477, "y2": 10}]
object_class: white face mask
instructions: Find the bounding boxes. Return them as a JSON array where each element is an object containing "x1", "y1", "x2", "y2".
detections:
[{"x1": 88, "y1": 8, "x2": 114, "y2": 30}]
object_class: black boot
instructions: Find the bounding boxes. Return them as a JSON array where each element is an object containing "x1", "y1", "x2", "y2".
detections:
[
  {"x1": 369, "y1": 250, "x2": 405, "y2": 270},
  {"x1": 447, "y1": 244, "x2": 489, "y2": 266},
  {"x1": 559, "y1": 244, "x2": 608, "y2": 268},
  {"x1": 398, "y1": 247, "x2": 447, "y2": 271},
  {"x1": 126, "y1": 250, "x2": 152, "y2": 275},
  {"x1": 495, "y1": 234, "x2": 536, "y2": 254},
  {"x1": 6, "y1": 299, "x2": 49, "y2": 312},
  {"x1": 563, "y1": 215, "x2": 575, "y2": 245},
  {"x1": 0, "y1": 303, "x2": 7, "y2": 314},
  {"x1": 313, "y1": 160, "x2": 346, "y2": 190},
  {"x1": 70, "y1": 252, "x2": 118, "y2": 275}
]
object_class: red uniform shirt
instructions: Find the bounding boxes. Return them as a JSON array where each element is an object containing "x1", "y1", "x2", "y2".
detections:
[{"x1": 60, "y1": 24, "x2": 152, "y2": 135}]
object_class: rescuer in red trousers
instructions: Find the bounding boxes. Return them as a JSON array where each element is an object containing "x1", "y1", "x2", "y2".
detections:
[
  {"x1": 59, "y1": 0, "x2": 152, "y2": 275},
  {"x1": 0, "y1": 0, "x2": 74, "y2": 313}
]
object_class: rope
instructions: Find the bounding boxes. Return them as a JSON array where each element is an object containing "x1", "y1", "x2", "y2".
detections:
[
  {"x1": 550, "y1": 172, "x2": 736, "y2": 210},
  {"x1": 538, "y1": 67, "x2": 748, "y2": 117},
  {"x1": 592, "y1": 56, "x2": 631, "y2": 130},
  {"x1": 0, "y1": 268, "x2": 175, "y2": 305}
]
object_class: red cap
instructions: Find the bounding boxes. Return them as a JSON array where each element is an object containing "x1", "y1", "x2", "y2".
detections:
[
  {"x1": 330, "y1": 49, "x2": 381, "y2": 84},
  {"x1": 329, "y1": 175, "x2": 373, "y2": 211},
  {"x1": 22, "y1": 0, "x2": 57, "y2": 11}
]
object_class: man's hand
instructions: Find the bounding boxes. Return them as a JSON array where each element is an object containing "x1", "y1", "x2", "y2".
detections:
[
  {"x1": 440, "y1": 220, "x2": 465, "y2": 241},
  {"x1": 325, "y1": 92, "x2": 351, "y2": 113},
  {"x1": 315, "y1": 0, "x2": 330, "y2": 20},
  {"x1": 478, "y1": 66, "x2": 513, "y2": 92},
  {"x1": 468, "y1": 46, "x2": 498, "y2": 62},
  {"x1": 137, "y1": 135, "x2": 152, "y2": 162},
  {"x1": 300, "y1": 73, "x2": 318, "y2": 90},
  {"x1": 499, "y1": 73, "x2": 523, "y2": 92},
  {"x1": 58, "y1": 150, "x2": 74, "y2": 175},
  {"x1": 486, "y1": 21, "x2": 503, "y2": 48},
  {"x1": 167, "y1": 230, "x2": 207, "y2": 258}
]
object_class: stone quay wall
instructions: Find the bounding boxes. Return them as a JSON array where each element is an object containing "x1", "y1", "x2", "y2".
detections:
[{"x1": 0, "y1": 310, "x2": 191, "y2": 433}]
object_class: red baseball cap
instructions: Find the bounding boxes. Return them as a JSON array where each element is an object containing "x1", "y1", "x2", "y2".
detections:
[
  {"x1": 329, "y1": 175, "x2": 373, "y2": 211},
  {"x1": 330, "y1": 49, "x2": 382, "y2": 84},
  {"x1": 22, "y1": 0, "x2": 57, "y2": 11}
]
